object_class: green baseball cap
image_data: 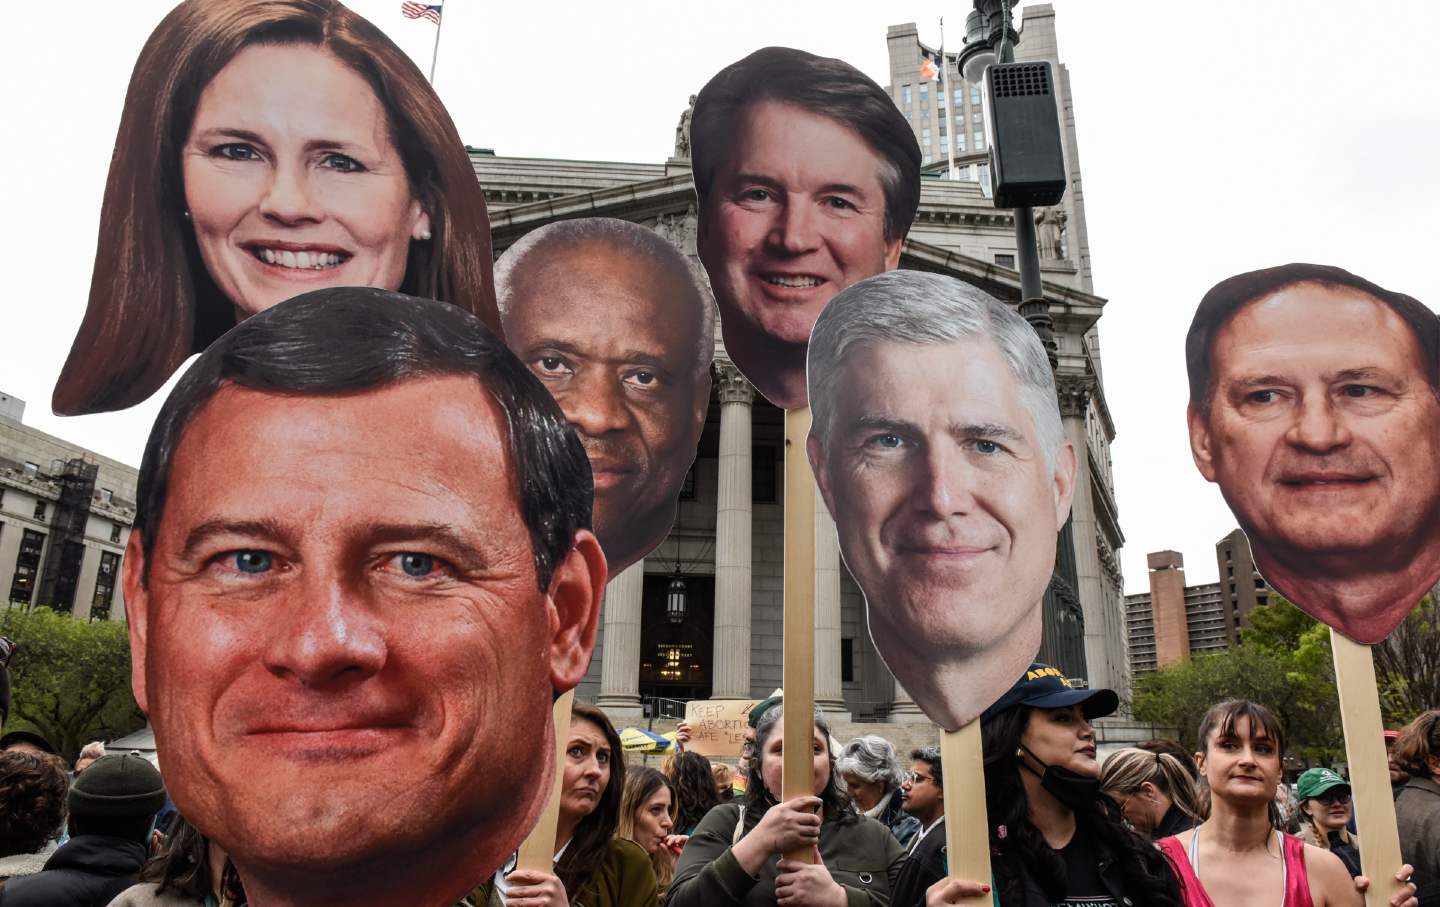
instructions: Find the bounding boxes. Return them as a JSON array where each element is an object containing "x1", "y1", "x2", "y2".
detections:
[{"x1": 1295, "y1": 767, "x2": 1350, "y2": 800}]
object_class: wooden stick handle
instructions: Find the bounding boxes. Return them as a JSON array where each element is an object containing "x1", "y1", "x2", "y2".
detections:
[
  {"x1": 782, "y1": 406, "x2": 818, "y2": 863},
  {"x1": 1330, "y1": 629, "x2": 1404, "y2": 906},
  {"x1": 515, "y1": 689, "x2": 576, "y2": 872},
  {"x1": 942, "y1": 722, "x2": 993, "y2": 904}
]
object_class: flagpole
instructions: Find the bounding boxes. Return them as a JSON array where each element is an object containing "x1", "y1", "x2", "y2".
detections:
[
  {"x1": 428, "y1": 4, "x2": 445, "y2": 84},
  {"x1": 941, "y1": 17, "x2": 957, "y2": 181}
]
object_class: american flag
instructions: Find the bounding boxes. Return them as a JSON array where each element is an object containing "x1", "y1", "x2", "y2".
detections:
[{"x1": 401, "y1": 1, "x2": 442, "y2": 24}]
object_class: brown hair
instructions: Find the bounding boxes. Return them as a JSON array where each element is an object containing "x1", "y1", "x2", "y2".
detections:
[
  {"x1": 690, "y1": 46, "x2": 921, "y2": 243},
  {"x1": 53, "y1": 0, "x2": 500, "y2": 415},
  {"x1": 1197, "y1": 699, "x2": 1286, "y2": 757},
  {"x1": 1394, "y1": 709, "x2": 1440, "y2": 777},
  {"x1": 0, "y1": 750, "x2": 69, "y2": 856},
  {"x1": 557, "y1": 702, "x2": 626, "y2": 900},
  {"x1": 617, "y1": 766, "x2": 676, "y2": 895}
]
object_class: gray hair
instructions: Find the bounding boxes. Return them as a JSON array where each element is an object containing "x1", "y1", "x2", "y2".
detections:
[
  {"x1": 494, "y1": 217, "x2": 716, "y2": 377},
  {"x1": 835, "y1": 735, "x2": 906, "y2": 791},
  {"x1": 807, "y1": 270, "x2": 1064, "y2": 473}
]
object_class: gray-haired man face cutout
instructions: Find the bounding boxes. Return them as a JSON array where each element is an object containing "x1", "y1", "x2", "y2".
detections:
[{"x1": 808, "y1": 328, "x2": 1075, "y2": 731}]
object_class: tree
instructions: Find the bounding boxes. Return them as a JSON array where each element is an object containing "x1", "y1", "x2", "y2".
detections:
[
  {"x1": 0, "y1": 605, "x2": 144, "y2": 761},
  {"x1": 1131, "y1": 598, "x2": 1343, "y2": 765},
  {"x1": 1372, "y1": 590, "x2": 1440, "y2": 728}
]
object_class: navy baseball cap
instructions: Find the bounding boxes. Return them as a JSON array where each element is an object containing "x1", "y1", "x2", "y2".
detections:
[{"x1": 981, "y1": 663, "x2": 1119, "y2": 723}]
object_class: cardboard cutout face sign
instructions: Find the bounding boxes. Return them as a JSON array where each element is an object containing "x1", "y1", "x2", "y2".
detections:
[
  {"x1": 807, "y1": 271, "x2": 1077, "y2": 731},
  {"x1": 52, "y1": 0, "x2": 501, "y2": 416},
  {"x1": 122, "y1": 290, "x2": 604, "y2": 906},
  {"x1": 495, "y1": 218, "x2": 714, "y2": 574},
  {"x1": 691, "y1": 46, "x2": 919, "y2": 409},
  {"x1": 1186, "y1": 263, "x2": 1440, "y2": 644}
]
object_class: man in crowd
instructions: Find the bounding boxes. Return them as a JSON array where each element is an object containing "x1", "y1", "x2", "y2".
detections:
[
  {"x1": 0, "y1": 752, "x2": 165, "y2": 906},
  {"x1": 120, "y1": 288, "x2": 606, "y2": 907},
  {"x1": 1186, "y1": 263, "x2": 1440, "y2": 643},
  {"x1": 807, "y1": 271, "x2": 1076, "y2": 730},
  {"x1": 0, "y1": 750, "x2": 69, "y2": 881},
  {"x1": 892, "y1": 745, "x2": 946, "y2": 907},
  {"x1": 495, "y1": 217, "x2": 714, "y2": 573},
  {"x1": 691, "y1": 46, "x2": 920, "y2": 408}
]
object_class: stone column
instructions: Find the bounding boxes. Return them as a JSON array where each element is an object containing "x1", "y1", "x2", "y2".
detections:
[
  {"x1": 712, "y1": 362, "x2": 754, "y2": 698},
  {"x1": 1057, "y1": 374, "x2": 1110, "y2": 690},
  {"x1": 814, "y1": 494, "x2": 849, "y2": 718},
  {"x1": 596, "y1": 560, "x2": 646, "y2": 718},
  {"x1": 889, "y1": 674, "x2": 927, "y2": 722}
]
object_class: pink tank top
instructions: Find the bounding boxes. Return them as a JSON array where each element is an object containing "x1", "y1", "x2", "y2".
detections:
[{"x1": 1158, "y1": 832, "x2": 1313, "y2": 907}]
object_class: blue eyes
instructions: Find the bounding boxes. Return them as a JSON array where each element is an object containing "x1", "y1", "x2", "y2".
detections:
[
  {"x1": 398, "y1": 553, "x2": 435, "y2": 577},
  {"x1": 234, "y1": 551, "x2": 272, "y2": 574},
  {"x1": 873, "y1": 433, "x2": 904, "y2": 449}
]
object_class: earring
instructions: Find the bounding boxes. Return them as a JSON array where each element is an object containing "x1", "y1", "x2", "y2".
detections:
[
  {"x1": 182, "y1": 210, "x2": 191, "y2": 220},
  {"x1": 416, "y1": 227, "x2": 432, "y2": 241}
]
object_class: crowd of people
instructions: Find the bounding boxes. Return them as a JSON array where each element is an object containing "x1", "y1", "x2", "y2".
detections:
[{"x1": 3, "y1": 658, "x2": 1440, "y2": 906}]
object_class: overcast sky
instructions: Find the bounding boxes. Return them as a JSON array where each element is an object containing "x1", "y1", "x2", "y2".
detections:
[{"x1": 2, "y1": 1, "x2": 1436, "y2": 594}]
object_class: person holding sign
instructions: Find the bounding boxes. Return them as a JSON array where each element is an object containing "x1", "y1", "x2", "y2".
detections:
[
  {"x1": 666, "y1": 706, "x2": 902, "y2": 906},
  {"x1": 690, "y1": 47, "x2": 920, "y2": 408},
  {"x1": 1185, "y1": 263, "x2": 1440, "y2": 644},
  {"x1": 980, "y1": 664, "x2": 1184, "y2": 907},
  {"x1": 121, "y1": 290, "x2": 605, "y2": 907},
  {"x1": 53, "y1": 0, "x2": 502, "y2": 415},
  {"x1": 1158, "y1": 700, "x2": 1419, "y2": 907},
  {"x1": 806, "y1": 271, "x2": 1076, "y2": 732}
]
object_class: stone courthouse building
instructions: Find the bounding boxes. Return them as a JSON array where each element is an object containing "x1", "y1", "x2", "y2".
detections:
[{"x1": 475, "y1": 4, "x2": 1127, "y2": 719}]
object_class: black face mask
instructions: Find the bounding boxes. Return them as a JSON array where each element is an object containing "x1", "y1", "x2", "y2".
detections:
[{"x1": 1019, "y1": 743, "x2": 1101, "y2": 811}]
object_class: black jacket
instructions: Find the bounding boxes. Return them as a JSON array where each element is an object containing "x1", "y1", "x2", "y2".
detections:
[
  {"x1": 998, "y1": 819, "x2": 1182, "y2": 907},
  {"x1": 0, "y1": 835, "x2": 148, "y2": 907},
  {"x1": 1153, "y1": 805, "x2": 1196, "y2": 839},
  {"x1": 890, "y1": 818, "x2": 946, "y2": 907}
]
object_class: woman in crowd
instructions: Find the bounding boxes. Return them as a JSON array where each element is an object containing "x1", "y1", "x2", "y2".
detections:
[
  {"x1": 667, "y1": 705, "x2": 909, "y2": 906},
  {"x1": 668, "y1": 752, "x2": 721, "y2": 837},
  {"x1": 619, "y1": 767, "x2": 681, "y2": 900},
  {"x1": 501, "y1": 702, "x2": 658, "y2": 907},
  {"x1": 1393, "y1": 710, "x2": 1440, "y2": 905},
  {"x1": 1295, "y1": 768, "x2": 1361, "y2": 878},
  {"x1": 836, "y1": 735, "x2": 920, "y2": 849},
  {"x1": 1158, "y1": 699, "x2": 1418, "y2": 907},
  {"x1": 978, "y1": 663, "x2": 1184, "y2": 906},
  {"x1": 1100, "y1": 746, "x2": 1205, "y2": 838},
  {"x1": 109, "y1": 814, "x2": 245, "y2": 906},
  {"x1": 53, "y1": 0, "x2": 501, "y2": 415},
  {"x1": 710, "y1": 764, "x2": 735, "y2": 802}
]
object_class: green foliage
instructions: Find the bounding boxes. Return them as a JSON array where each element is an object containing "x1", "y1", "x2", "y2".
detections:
[
  {"x1": 1132, "y1": 597, "x2": 1343, "y2": 766},
  {"x1": 1373, "y1": 592, "x2": 1440, "y2": 729},
  {"x1": 0, "y1": 605, "x2": 144, "y2": 762}
]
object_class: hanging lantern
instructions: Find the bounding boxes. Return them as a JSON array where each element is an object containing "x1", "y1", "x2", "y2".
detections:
[{"x1": 666, "y1": 576, "x2": 687, "y2": 624}]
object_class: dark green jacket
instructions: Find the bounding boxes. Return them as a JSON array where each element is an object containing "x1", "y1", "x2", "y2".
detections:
[
  {"x1": 1396, "y1": 775, "x2": 1440, "y2": 906},
  {"x1": 665, "y1": 802, "x2": 903, "y2": 907},
  {"x1": 470, "y1": 838, "x2": 658, "y2": 907}
]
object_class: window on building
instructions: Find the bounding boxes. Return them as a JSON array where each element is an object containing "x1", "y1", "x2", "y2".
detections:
[
  {"x1": 955, "y1": 133, "x2": 966, "y2": 152},
  {"x1": 841, "y1": 638, "x2": 854, "y2": 683},
  {"x1": 9, "y1": 529, "x2": 45, "y2": 604},
  {"x1": 902, "y1": 84, "x2": 912, "y2": 105},
  {"x1": 971, "y1": 86, "x2": 982, "y2": 104},
  {"x1": 938, "y1": 107, "x2": 946, "y2": 120},
  {"x1": 972, "y1": 110, "x2": 984, "y2": 123},
  {"x1": 974, "y1": 131, "x2": 985, "y2": 150},
  {"x1": 110, "y1": 522, "x2": 122, "y2": 543},
  {"x1": 994, "y1": 253, "x2": 1016, "y2": 269},
  {"x1": 91, "y1": 550, "x2": 120, "y2": 621},
  {"x1": 49, "y1": 459, "x2": 64, "y2": 475},
  {"x1": 22, "y1": 462, "x2": 38, "y2": 478},
  {"x1": 99, "y1": 488, "x2": 113, "y2": 505},
  {"x1": 922, "y1": 128, "x2": 932, "y2": 147},
  {"x1": 752, "y1": 445, "x2": 777, "y2": 503},
  {"x1": 953, "y1": 87, "x2": 964, "y2": 102},
  {"x1": 33, "y1": 500, "x2": 46, "y2": 521},
  {"x1": 938, "y1": 124, "x2": 947, "y2": 137}
]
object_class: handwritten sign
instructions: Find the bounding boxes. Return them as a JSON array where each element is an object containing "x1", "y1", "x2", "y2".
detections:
[{"x1": 682, "y1": 699, "x2": 758, "y2": 757}]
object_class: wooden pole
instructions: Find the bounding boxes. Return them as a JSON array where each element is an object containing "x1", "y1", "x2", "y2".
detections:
[
  {"x1": 781, "y1": 406, "x2": 817, "y2": 863},
  {"x1": 942, "y1": 722, "x2": 993, "y2": 904},
  {"x1": 515, "y1": 688, "x2": 576, "y2": 872},
  {"x1": 1330, "y1": 629, "x2": 1403, "y2": 905}
]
